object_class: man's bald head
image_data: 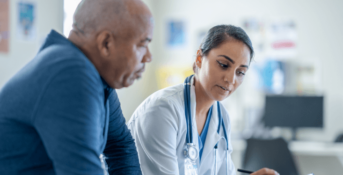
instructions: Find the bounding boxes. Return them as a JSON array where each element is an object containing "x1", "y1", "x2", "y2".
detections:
[
  {"x1": 68, "y1": 0, "x2": 154, "y2": 89},
  {"x1": 73, "y1": 0, "x2": 152, "y2": 39}
]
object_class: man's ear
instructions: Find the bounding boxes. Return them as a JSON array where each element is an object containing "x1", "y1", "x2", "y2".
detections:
[
  {"x1": 96, "y1": 30, "x2": 114, "y2": 58},
  {"x1": 196, "y1": 49, "x2": 203, "y2": 68}
]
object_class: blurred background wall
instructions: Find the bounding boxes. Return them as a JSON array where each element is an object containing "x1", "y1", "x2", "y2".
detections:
[
  {"x1": 0, "y1": 0, "x2": 342, "y2": 174},
  {"x1": 118, "y1": 0, "x2": 343, "y2": 143},
  {"x1": 0, "y1": 0, "x2": 63, "y2": 86}
]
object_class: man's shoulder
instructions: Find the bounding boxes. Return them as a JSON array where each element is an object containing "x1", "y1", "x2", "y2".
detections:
[
  {"x1": 0, "y1": 41, "x2": 104, "y2": 103},
  {"x1": 38, "y1": 43, "x2": 92, "y2": 70},
  {"x1": 35, "y1": 42, "x2": 101, "y2": 85}
]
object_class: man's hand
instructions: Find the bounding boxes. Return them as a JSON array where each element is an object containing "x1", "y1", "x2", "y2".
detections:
[{"x1": 251, "y1": 168, "x2": 279, "y2": 175}]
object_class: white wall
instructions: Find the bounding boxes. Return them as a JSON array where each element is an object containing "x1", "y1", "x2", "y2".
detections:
[
  {"x1": 119, "y1": 0, "x2": 343, "y2": 142},
  {"x1": 0, "y1": 0, "x2": 342, "y2": 142},
  {"x1": 0, "y1": 0, "x2": 64, "y2": 87}
]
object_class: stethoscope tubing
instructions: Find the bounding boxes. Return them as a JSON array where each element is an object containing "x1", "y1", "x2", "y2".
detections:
[
  {"x1": 184, "y1": 75, "x2": 232, "y2": 174},
  {"x1": 184, "y1": 75, "x2": 229, "y2": 146},
  {"x1": 184, "y1": 76, "x2": 193, "y2": 144},
  {"x1": 184, "y1": 76, "x2": 229, "y2": 144}
]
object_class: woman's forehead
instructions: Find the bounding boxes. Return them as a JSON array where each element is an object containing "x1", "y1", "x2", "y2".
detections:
[{"x1": 207, "y1": 40, "x2": 250, "y2": 63}]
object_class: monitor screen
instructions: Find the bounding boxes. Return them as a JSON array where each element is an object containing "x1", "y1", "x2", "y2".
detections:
[{"x1": 263, "y1": 96, "x2": 323, "y2": 128}]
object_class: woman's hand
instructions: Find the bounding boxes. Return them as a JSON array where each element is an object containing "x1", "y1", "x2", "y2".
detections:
[{"x1": 251, "y1": 168, "x2": 279, "y2": 175}]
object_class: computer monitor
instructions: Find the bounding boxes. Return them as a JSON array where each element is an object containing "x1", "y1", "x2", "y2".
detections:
[{"x1": 262, "y1": 96, "x2": 324, "y2": 139}]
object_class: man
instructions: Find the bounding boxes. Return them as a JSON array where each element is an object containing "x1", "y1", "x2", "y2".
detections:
[{"x1": 0, "y1": 0, "x2": 153, "y2": 174}]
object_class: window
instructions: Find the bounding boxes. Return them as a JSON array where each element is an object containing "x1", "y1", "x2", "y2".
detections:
[{"x1": 63, "y1": 0, "x2": 81, "y2": 37}]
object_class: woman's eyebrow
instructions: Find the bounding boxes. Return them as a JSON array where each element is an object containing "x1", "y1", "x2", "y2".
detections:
[
  {"x1": 218, "y1": 55, "x2": 234, "y2": 64},
  {"x1": 218, "y1": 55, "x2": 249, "y2": 68}
]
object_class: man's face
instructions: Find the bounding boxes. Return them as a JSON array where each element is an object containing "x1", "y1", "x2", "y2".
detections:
[{"x1": 106, "y1": 19, "x2": 154, "y2": 89}]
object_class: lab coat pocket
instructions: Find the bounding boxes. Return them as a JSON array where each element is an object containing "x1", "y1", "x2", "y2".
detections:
[{"x1": 212, "y1": 148, "x2": 226, "y2": 175}]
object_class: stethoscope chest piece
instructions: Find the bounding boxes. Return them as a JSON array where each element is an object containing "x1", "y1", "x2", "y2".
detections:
[{"x1": 183, "y1": 143, "x2": 198, "y2": 161}]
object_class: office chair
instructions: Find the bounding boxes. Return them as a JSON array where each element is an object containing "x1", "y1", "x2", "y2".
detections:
[
  {"x1": 334, "y1": 133, "x2": 343, "y2": 142},
  {"x1": 242, "y1": 138, "x2": 299, "y2": 175}
]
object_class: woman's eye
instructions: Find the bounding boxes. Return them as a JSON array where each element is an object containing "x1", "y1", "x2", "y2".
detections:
[
  {"x1": 217, "y1": 61, "x2": 228, "y2": 68},
  {"x1": 237, "y1": 71, "x2": 246, "y2": 76}
]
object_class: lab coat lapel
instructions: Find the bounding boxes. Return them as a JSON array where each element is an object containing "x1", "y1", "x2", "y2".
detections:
[
  {"x1": 190, "y1": 77, "x2": 200, "y2": 166},
  {"x1": 199, "y1": 102, "x2": 221, "y2": 172}
]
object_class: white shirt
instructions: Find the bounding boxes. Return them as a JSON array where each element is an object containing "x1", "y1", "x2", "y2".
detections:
[{"x1": 127, "y1": 77, "x2": 236, "y2": 175}]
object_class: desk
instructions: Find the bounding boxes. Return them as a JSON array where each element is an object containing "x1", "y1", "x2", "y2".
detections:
[
  {"x1": 231, "y1": 140, "x2": 343, "y2": 175},
  {"x1": 289, "y1": 141, "x2": 343, "y2": 156}
]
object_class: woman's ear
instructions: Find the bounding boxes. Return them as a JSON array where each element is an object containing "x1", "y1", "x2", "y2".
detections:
[{"x1": 196, "y1": 50, "x2": 203, "y2": 68}]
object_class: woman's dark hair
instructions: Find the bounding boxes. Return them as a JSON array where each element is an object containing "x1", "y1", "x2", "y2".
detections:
[{"x1": 200, "y1": 24, "x2": 254, "y2": 59}]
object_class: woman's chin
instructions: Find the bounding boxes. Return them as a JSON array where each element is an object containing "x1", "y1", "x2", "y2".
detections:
[{"x1": 212, "y1": 93, "x2": 230, "y2": 102}]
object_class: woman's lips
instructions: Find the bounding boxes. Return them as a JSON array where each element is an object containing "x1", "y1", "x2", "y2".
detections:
[
  {"x1": 218, "y1": 84, "x2": 233, "y2": 91},
  {"x1": 218, "y1": 85, "x2": 229, "y2": 91},
  {"x1": 216, "y1": 84, "x2": 234, "y2": 94}
]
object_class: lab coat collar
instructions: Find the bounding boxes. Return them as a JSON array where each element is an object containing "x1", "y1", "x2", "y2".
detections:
[{"x1": 199, "y1": 103, "x2": 221, "y2": 168}]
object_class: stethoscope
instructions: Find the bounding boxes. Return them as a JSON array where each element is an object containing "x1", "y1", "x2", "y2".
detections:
[{"x1": 183, "y1": 75, "x2": 230, "y2": 175}]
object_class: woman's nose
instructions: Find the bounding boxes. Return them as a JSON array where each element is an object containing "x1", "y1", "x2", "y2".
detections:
[
  {"x1": 224, "y1": 72, "x2": 236, "y2": 91},
  {"x1": 224, "y1": 72, "x2": 236, "y2": 85}
]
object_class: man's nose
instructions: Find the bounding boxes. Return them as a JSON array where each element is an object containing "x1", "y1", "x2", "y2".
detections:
[{"x1": 142, "y1": 47, "x2": 152, "y2": 63}]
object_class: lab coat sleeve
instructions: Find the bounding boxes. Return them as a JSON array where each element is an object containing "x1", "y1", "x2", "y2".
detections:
[
  {"x1": 132, "y1": 98, "x2": 180, "y2": 175},
  {"x1": 104, "y1": 91, "x2": 142, "y2": 175}
]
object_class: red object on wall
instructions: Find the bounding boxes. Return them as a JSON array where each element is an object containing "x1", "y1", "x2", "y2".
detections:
[
  {"x1": 0, "y1": 0, "x2": 9, "y2": 53},
  {"x1": 272, "y1": 41, "x2": 295, "y2": 49}
]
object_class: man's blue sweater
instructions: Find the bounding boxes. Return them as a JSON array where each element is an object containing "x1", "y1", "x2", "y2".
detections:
[{"x1": 0, "y1": 30, "x2": 141, "y2": 175}]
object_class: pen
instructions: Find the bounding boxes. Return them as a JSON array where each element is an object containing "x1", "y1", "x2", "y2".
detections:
[{"x1": 237, "y1": 168, "x2": 254, "y2": 174}]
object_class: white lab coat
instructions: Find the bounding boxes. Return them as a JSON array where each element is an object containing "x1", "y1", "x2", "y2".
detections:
[{"x1": 127, "y1": 77, "x2": 236, "y2": 175}]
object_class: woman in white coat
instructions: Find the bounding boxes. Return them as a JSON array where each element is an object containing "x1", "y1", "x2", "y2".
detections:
[{"x1": 127, "y1": 25, "x2": 278, "y2": 175}]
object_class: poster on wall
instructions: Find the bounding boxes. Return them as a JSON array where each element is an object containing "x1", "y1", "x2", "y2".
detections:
[
  {"x1": 242, "y1": 18, "x2": 266, "y2": 55},
  {"x1": 0, "y1": 0, "x2": 9, "y2": 53},
  {"x1": 253, "y1": 59, "x2": 285, "y2": 94},
  {"x1": 167, "y1": 20, "x2": 186, "y2": 49},
  {"x1": 17, "y1": 1, "x2": 37, "y2": 41},
  {"x1": 242, "y1": 17, "x2": 297, "y2": 59},
  {"x1": 266, "y1": 19, "x2": 297, "y2": 58},
  {"x1": 156, "y1": 66, "x2": 193, "y2": 89}
]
